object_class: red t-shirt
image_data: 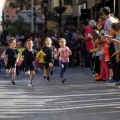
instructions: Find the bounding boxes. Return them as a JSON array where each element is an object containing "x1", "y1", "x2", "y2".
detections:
[{"x1": 85, "y1": 26, "x2": 93, "y2": 51}]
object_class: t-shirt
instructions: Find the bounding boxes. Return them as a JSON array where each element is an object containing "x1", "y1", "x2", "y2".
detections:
[
  {"x1": 115, "y1": 36, "x2": 120, "y2": 52},
  {"x1": 18, "y1": 47, "x2": 25, "y2": 61},
  {"x1": 22, "y1": 49, "x2": 36, "y2": 66},
  {"x1": 58, "y1": 46, "x2": 70, "y2": 62},
  {"x1": 42, "y1": 46, "x2": 55, "y2": 63},
  {"x1": 5, "y1": 48, "x2": 18, "y2": 63},
  {"x1": 85, "y1": 26, "x2": 93, "y2": 51},
  {"x1": 104, "y1": 17, "x2": 117, "y2": 35}
]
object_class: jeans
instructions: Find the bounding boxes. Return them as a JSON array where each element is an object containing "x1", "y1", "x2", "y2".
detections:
[{"x1": 59, "y1": 60, "x2": 68, "y2": 79}]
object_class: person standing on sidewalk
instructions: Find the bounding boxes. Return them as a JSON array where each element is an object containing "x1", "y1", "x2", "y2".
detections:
[
  {"x1": 19, "y1": 39, "x2": 37, "y2": 87},
  {"x1": 55, "y1": 38, "x2": 72, "y2": 83},
  {"x1": 101, "y1": 7, "x2": 118, "y2": 84},
  {"x1": 4, "y1": 37, "x2": 19, "y2": 85},
  {"x1": 77, "y1": 20, "x2": 94, "y2": 71}
]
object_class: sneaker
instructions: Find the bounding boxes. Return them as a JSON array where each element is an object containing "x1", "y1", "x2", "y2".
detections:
[
  {"x1": 61, "y1": 78, "x2": 66, "y2": 84},
  {"x1": 50, "y1": 71, "x2": 54, "y2": 77},
  {"x1": 11, "y1": 80, "x2": 16, "y2": 85},
  {"x1": 47, "y1": 76, "x2": 50, "y2": 82},
  {"x1": 94, "y1": 76, "x2": 103, "y2": 81},
  {"x1": 43, "y1": 75, "x2": 46, "y2": 79},
  {"x1": 28, "y1": 83, "x2": 34, "y2": 87},
  {"x1": 105, "y1": 79, "x2": 119, "y2": 85}
]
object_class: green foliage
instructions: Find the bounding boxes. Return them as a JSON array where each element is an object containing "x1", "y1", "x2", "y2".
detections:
[
  {"x1": 4, "y1": 16, "x2": 31, "y2": 36},
  {"x1": 9, "y1": 0, "x2": 31, "y2": 10}
]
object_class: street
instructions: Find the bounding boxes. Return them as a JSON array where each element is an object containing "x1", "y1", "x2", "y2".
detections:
[{"x1": 0, "y1": 67, "x2": 120, "y2": 120}]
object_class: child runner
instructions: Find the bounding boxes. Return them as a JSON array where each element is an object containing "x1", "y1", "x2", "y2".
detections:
[
  {"x1": 55, "y1": 38, "x2": 72, "y2": 83},
  {"x1": 42, "y1": 37, "x2": 56, "y2": 81},
  {"x1": 4, "y1": 37, "x2": 19, "y2": 85},
  {"x1": 19, "y1": 39, "x2": 37, "y2": 87}
]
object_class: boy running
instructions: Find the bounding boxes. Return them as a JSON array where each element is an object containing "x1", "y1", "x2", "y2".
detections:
[
  {"x1": 19, "y1": 39, "x2": 37, "y2": 87},
  {"x1": 4, "y1": 37, "x2": 19, "y2": 85}
]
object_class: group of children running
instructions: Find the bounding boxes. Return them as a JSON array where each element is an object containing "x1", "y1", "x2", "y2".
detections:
[{"x1": 2, "y1": 37, "x2": 72, "y2": 87}]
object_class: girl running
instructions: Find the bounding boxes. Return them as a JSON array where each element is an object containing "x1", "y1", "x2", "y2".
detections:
[{"x1": 55, "y1": 38, "x2": 72, "y2": 83}]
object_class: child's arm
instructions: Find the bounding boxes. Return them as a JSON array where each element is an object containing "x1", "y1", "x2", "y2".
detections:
[
  {"x1": 89, "y1": 45, "x2": 101, "y2": 53},
  {"x1": 4, "y1": 54, "x2": 7, "y2": 66}
]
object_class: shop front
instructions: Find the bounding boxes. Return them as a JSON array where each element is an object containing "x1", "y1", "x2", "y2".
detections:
[{"x1": 93, "y1": 0, "x2": 118, "y2": 21}]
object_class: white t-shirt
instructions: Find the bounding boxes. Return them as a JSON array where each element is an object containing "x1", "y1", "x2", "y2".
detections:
[{"x1": 104, "y1": 17, "x2": 117, "y2": 35}]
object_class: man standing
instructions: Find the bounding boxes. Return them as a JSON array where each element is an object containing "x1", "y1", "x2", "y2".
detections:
[
  {"x1": 77, "y1": 20, "x2": 94, "y2": 70},
  {"x1": 101, "y1": 7, "x2": 118, "y2": 83}
]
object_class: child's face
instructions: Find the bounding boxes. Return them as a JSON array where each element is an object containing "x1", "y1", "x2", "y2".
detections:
[
  {"x1": 101, "y1": 36, "x2": 106, "y2": 42},
  {"x1": 45, "y1": 38, "x2": 52, "y2": 46},
  {"x1": 10, "y1": 40, "x2": 16, "y2": 48},
  {"x1": 97, "y1": 24, "x2": 102, "y2": 30},
  {"x1": 16, "y1": 42, "x2": 21, "y2": 48},
  {"x1": 36, "y1": 42, "x2": 39, "y2": 47},
  {"x1": 95, "y1": 39, "x2": 101, "y2": 45},
  {"x1": 26, "y1": 41, "x2": 33, "y2": 49},
  {"x1": 59, "y1": 40, "x2": 66, "y2": 47}
]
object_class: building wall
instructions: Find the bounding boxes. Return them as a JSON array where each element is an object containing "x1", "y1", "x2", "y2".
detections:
[{"x1": 72, "y1": 0, "x2": 96, "y2": 19}]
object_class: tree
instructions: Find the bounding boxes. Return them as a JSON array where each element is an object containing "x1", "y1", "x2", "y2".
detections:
[
  {"x1": 9, "y1": 0, "x2": 31, "y2": 11},
  {"x1": 6, "y1": 16, "x2": 31, "y2": 36}
]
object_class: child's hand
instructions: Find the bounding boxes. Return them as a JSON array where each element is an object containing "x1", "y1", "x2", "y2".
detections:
[
  {"x1": 111, "y1": 52, "x2": 116, "y2": 57},
  {"x1": 54, "y1": 55, "x2": 58, "y2": 59},
  {"x1": 116, "y1": 56, "x2": 120, "y2": 63},
  {"x1": 89, "y1": 49, "x2": 94, "y2": 53},
  {"x1": 4, "y1": 61, "x2": 7, "y2": 66},
  {"x1": 43, "y1": 53, "x2": 46, "y2": 56}
]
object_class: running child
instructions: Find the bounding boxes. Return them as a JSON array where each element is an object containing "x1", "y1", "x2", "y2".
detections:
[
  {"x1": 19, "y1": 39, "x2": 37, "y2": 87},
  {"x1": 4, "y1": 37, "x2": 19, "y2": 85},
  {"x1": 55, "y1": 38, "x2": 72, "y2": 83},
  {"x1": 42, "y1": 37, "x2": 56, "y2": 81}
]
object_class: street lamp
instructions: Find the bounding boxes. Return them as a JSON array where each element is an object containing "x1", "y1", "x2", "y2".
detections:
[{"x1": 43, "y1": 0, "x2": 48, "y2": 35}]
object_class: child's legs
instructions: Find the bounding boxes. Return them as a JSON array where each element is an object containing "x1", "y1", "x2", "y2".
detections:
[
  {"x1": 59, "y1": 61, "x2": 67, "y2": 79},
  {"x1": 44, "y1": 63, "x2": 49, "y2": 76},
  {"x1": 30, "y1": 70, "x2": 35, "y2": 83},
  {"x1": 94, "y1": 56, "x2": 100, "y2": 74},
  {"x1": 11, "y1": 68, "x2": 16, "y2": 80},
  {"x1": 103, "y1": 61, "x2": 109, "y2": 80},
  {"x1": 49, "y1": 63, "x2": 53, "y2": 71},
  {"x1": 6, "y1": 69, "x2": 10, "y2": 75},
  {"x1": 16, "y1": 65, "x2": 19, "y2": 76},
  {"x1": 99, "y1": 60, "x2": 105, "y2": 79}
]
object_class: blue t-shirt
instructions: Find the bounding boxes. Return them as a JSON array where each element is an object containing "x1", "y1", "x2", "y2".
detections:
[{"x1": 115, "y1": 36, "x2": 120, "y2": 52}]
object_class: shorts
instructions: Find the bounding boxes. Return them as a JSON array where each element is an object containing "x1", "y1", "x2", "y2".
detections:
[
  {"x1": 24, "y1": 65, "x2": 35, "y2": 72},
  {"x1": 39, "y1": 63, "x2": 44, "y2": 69},
  {"x1": 6, "y1": 62, "x2": 16, "y2": 69},
  {"x1": 44, "y1": 60, "x2": 54, "y2": 69}
]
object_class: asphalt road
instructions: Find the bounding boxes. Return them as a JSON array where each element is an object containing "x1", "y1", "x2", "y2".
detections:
[{"x1": 0, "y1": 67, "x2": 120, "y2": 120}]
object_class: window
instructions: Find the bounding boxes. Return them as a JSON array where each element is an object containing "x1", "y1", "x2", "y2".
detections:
[{"x1": 64, "y1": 0, "x2": 72, "y2": 5}]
